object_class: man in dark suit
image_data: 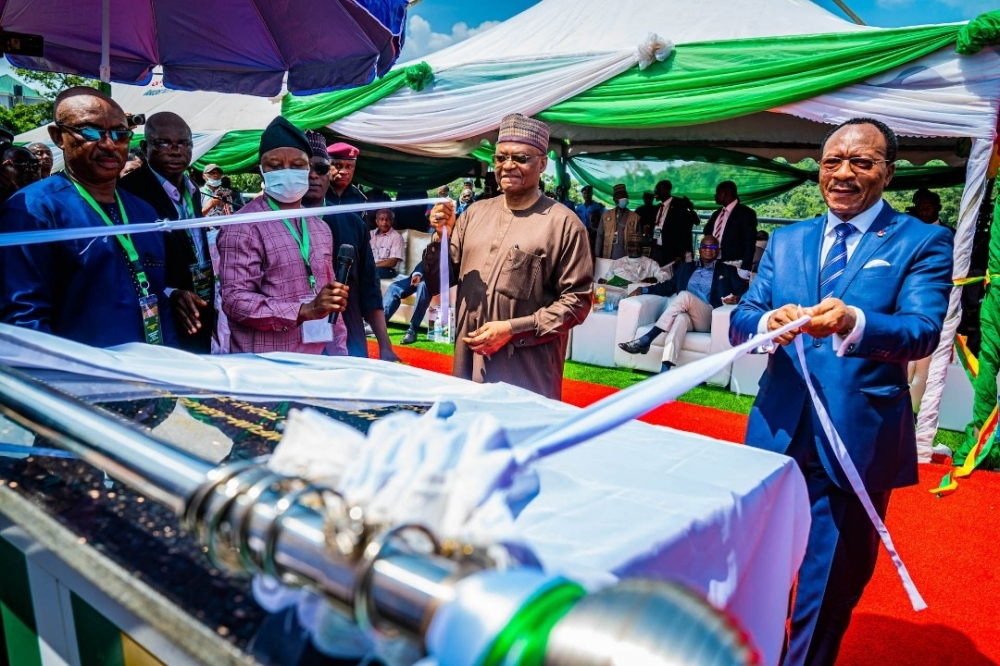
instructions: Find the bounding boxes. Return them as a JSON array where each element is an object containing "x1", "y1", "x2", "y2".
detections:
[
  {"x1": 120, "y1": 112, "x2": 214, "y2": 353},
  {"x1": 730, "y1": 118, "x2": 953, "y2": 666},
  {"x1": 618, "y1": 234, "x2": 746, "y2": 373},
  {"x1": 304, "y1": 132, "x2": 399, "y2": 361},
  {"x1": 706, "y1": 180, "x2": 757, "y2": 275},
  {"x1": 649, "y1": 179, "x2": 698, "y2": 267}
]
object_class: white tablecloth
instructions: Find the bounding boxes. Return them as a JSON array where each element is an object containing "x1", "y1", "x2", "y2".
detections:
[{"x1": 0, "y1": 325, "x2": 810, "y2": 665}]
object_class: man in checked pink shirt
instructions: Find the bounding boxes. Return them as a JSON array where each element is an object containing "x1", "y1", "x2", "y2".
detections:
[{"x1": 217, "y1": 117, "x2": 349, "y2": 355}]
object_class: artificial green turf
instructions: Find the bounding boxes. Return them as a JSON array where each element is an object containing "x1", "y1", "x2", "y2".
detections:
[{"x1": 384, "y1": 323, "x2": 963, "y2": 439}]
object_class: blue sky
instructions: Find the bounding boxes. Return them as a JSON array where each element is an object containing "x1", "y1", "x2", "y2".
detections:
[{"x1": 401, "y1": 0, "x2": 996, "y2": 60}]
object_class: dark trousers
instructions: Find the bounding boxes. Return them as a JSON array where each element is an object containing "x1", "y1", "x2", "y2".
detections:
[
  {"x1": 782, "y1": 407, "x2": 890, "y2": 666},
  {"x1": 383, "y1": 276, "x2": 432, "y2": 330}
]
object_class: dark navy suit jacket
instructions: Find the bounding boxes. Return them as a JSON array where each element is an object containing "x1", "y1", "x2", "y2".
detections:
[
  {"x1": 0, "y1": 174, "x2": 178, "y2": 348},
  {"x1": 645, "y1": 260, "x2": 748, "y2": 308},
  {"x1": 730, "y1": 203, "x2": 953, "y2": 492}
]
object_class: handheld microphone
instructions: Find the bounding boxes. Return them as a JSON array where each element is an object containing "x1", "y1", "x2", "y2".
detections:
[{"x1": 328, "y1": 244, "x2": 355, "y2": 324}]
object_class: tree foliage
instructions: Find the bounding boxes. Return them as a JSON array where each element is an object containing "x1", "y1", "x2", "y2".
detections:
[
  {"x1": 0, "y1": 100, "x2": 53, "y2": 134},
  {"x1": 0, "y1": 69, "x2": 99, "y2": 134},
  {"x1": 12, "y1": 68, "x2": 97, "y2": 98}
]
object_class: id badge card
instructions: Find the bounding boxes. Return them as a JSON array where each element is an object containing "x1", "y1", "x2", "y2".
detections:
[
  {"x1": 300, "y1": 299, "x2": 334, "y2": 344},
  {"x1": 139, "y1": 294, "x2": 163, "y2": 345},
  {"x1": 652, "y1": 227, "x2": 662, "y2": 240},
  {"x1": 189, "y1": 261, "x2": 214, "y2": 302}
]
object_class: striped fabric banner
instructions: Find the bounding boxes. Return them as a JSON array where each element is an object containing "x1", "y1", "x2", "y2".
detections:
[{"x1": 0, "y1": 535, "x2": 163, "y2": 666}]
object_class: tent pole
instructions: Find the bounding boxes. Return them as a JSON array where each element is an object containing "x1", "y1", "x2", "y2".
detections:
[
  {"x1": 915, "y1": 138, "x2": 995, "y2": 456},
  {"x1": 99, "y1": 0, "x2": 111, "y2": 93},
  {"x1": 832, "y1": 0, "x2": 866, "y2": 25}
]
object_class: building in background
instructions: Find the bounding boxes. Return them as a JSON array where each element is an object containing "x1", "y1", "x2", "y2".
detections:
[{"x1": 0, "y1": 75, "x2": 45, "y2": 110}]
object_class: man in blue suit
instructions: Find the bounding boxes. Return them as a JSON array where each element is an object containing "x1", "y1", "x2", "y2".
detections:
[
  {"x1": 730, "y1": 118, "x2": 953, "y2": 665},
  {"x1": 619, "y1": 234, "x2": 747, "y2": 372}
]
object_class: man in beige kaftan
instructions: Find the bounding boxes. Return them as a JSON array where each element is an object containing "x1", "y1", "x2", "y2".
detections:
[{"x1": 431, "y1": 114, "x2": 592, "y2": 400}]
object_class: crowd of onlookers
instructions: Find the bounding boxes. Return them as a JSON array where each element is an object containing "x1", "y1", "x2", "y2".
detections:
[{"x1": 0, "y1": 87, "x2": 953, "y2": 382}]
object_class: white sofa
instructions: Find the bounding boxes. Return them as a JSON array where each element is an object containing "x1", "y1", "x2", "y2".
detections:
[
  {"x1": 613, "y1": 296, "x2": 736, "y2": 387},
  {"x1": 382, "y1": 230, "x2": 458, "y2": 329}
]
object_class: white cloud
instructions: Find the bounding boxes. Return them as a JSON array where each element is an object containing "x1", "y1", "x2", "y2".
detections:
[
  {"x1": 876, "y1": 0, "x2": 995, "y2": 15},
  {"x1": 399, "y1": 15, "x2": 501, "y2": 61}
]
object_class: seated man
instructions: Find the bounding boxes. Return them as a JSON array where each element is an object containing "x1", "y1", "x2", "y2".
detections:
[
  {"x1": 618, "y1": 235, "x2": 747, "y2": 372},
  {"x1": 370, "y1": 208, "x2": 405, "y2": 279},
  {"x1": 598, "y1": 235, "x2": 664, "y2": 287},
  {"x1": 382, "y1": 210, "x2": 454, "y2": 345}
]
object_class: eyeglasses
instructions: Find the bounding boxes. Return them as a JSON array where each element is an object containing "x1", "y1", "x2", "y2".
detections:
[
  {"x1": 820, "y1": 156, "x2": 893, "y2": 172},
  {"x1": 56, "y1": 123, "x2": 134, "y2": 144},
  {"x1": 492, "y1": 153, "x2": 539, "y2": 166},
  {"x1": 310, "y1": 162, "x2": 332, "y2": 176},
  {"x1": 149, "y1": 139, "x2": 193, "y2": 151},
  {"x1": 3, "y1": 159, "x2": 41, "y2": 171},
  {"x1": 699, "y1": 244, "x2": 719, "y2": 250}
]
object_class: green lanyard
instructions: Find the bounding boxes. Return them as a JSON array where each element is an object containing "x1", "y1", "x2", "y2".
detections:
[
  {"x1": 70, "y1": 179, "x2": 150, "y2": 298},
  {"x1": 267, "y1": 197, "x2": 316, "y2": 291}
]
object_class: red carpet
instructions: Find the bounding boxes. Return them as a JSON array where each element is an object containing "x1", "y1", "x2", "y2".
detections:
[{"x1": 376, "y1": 342, "x2": 1000, "y2": 665}]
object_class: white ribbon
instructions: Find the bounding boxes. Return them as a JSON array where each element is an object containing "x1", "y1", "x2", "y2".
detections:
[
  {"x1": 0, "y1": 197, "x2": 452, "y2": 247},
  {"x1": 515, "y1": 317, "x2": 809, "y2": 466},
  {"x1": 793, "y1": 337, "x2": 927, "y2": 611},
  {"x1": 438, "y1": 225, "x2": 451, "y2": 340}
]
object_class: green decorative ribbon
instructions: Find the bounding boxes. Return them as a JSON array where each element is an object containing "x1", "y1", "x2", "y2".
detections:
[
  {"x1": 281, "y1": 61, "x2": 434, "y2": 131},
  {"x1": 956, "y1": 10, "x2": 1000, "y2": 55},
  {"x1": 404, "y1": 61, "x2": 434, "y2": 92}
]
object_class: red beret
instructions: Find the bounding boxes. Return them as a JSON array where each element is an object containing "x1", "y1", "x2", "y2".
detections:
[{"x1": 327, "y1": 142, "x2": 360, "y2": 160}]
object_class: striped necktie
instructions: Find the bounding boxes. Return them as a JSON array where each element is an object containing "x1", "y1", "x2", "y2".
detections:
[{"x1": 819, "y1": 222, "x2": 856, "y2": 300}]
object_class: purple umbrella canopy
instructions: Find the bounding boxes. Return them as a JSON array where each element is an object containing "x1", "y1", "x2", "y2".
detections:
[{"x1": 0, "y1": 0, "x2": 410, "y2": 96}]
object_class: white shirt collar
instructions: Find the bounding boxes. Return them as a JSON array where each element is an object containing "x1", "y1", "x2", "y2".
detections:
[
  {"x1": 826, "y1": 198, "x2": 884, "y2": 236},
  {"x1": 152, "y1": 168, "x2": 197, "y2": 204},
  {"x1": 723, "y1": 199, "x2": 738, "y2": 214}
]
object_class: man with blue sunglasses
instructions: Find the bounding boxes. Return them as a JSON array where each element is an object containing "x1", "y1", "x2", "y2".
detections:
[{"x1": 0, "y1": 86, "x2": 178, "y2": 348}]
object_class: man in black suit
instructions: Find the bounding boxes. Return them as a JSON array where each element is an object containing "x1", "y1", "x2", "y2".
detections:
[
  {"x1": 120, "y1": 112, "x2": 214, "y2": 353},
  {"x1": 618, "y1": 235, "x2": 747, "y2": 373},
  {"x1": 705, "y1": 180, "x2": 757, "y2": 275},
  {"x1": 649, "y1": 179, "x2": 698, "y2": 268}
]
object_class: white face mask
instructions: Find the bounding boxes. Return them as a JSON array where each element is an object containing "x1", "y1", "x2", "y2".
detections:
[
  {"x1": 261, "y1": 168, "x2": 310, "y2": 203},
  {"x1": 617, "y1": 198, "x2": 629, "y2": 209},
  {"x1": 205, "y1": 177, "x2": 222, "y2": 188}
]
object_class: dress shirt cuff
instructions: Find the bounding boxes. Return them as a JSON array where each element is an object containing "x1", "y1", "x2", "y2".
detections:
[
  {"x1": 755, "y1": 310, "x2": 778, "y2": 354},
  {"x1": 164, "y1": 287, "x2": 176, "y2": 299},
  {"x1": 509, "y1": 315, "x2": 535, "y2": 336},
  {"x1": 833, "y1": 307, "x2": 865, "y2": 357},
  {"x1": 737, "y1": 269, "x2": 752, "y2": 280},
  {"x1": 412, "y1": 271, "x2": 423, "y2": 278}
]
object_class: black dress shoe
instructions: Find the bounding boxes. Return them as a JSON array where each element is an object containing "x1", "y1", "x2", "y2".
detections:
[
  {"x1": 401, "y1": 329, "x2": 417, "y2": 345},
  {"x1": 618, "y1": 339, "x2": 651, "y2": 354}
]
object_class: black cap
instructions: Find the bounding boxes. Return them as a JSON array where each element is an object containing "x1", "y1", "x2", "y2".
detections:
[{"x1": 259, "y1": 116, "x2": 311, "y2": 160}]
